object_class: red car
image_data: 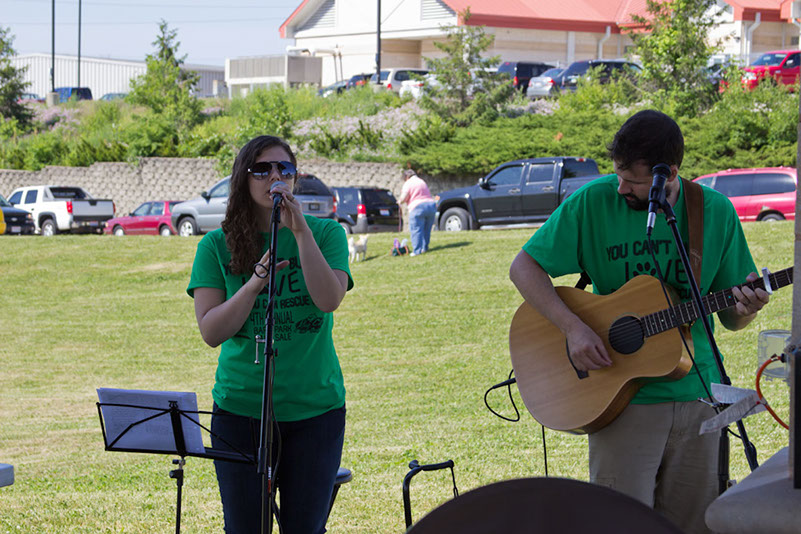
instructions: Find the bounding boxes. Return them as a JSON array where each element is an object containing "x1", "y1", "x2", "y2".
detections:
[
  {"x1": 741, "y1": 49, "x2": 800, "y2": 90},
  {"x1": 693, "y1": 167, "x2": 796, "y2": 222},
  {"x1": 104, "y1": 200, "x2": 182, "y2": 236}
]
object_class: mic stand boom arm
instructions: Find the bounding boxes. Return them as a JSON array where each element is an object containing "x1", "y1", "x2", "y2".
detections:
[
  {"x1": 258, "y1": 202, "x2": 281, "y2": 534},
  {"x1": 657, "y1": 199, "x2": 759, "y2": 493}
]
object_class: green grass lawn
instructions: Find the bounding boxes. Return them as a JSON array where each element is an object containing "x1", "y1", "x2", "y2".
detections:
[{"x1": 0, "y1": 223, "x2": 794, "y2": 532}]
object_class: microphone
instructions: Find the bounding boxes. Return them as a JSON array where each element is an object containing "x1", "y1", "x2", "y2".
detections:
[
  {"x1": 270, "y1": 181, "x2": 286, "y2": 207},
  {"x1": 646, "y1": 164, "x2": 671, "y2": 237}
]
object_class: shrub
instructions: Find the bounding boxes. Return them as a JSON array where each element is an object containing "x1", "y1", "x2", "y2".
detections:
[
  {"x1": 123, "y1": 112, "x2": 180, "y2": 158},
  {"x1": 229, "y1": 87, "x2": 293, "y2": 144},
  {"x1": 21, "y1": 132, "x2": 69, "y2": 170},
  {"x1": 681, "y1": 80, "x2": 798, "y2": 177},
  {"x1": 307, "y1": 127, "x2": 352, "y2": 158},
  {"x1": 398, "y1": 114, "x2": 456, "y2": 155}
]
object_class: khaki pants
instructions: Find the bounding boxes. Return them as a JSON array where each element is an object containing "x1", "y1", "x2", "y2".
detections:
[{"x1": 588, "y1": 401, "x2": 718, "y2": 534}]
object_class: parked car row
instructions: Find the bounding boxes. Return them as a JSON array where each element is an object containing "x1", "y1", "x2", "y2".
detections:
[
  {"x1": 398, "y1": 67, "x2": 501, "y2": 100},
  {"x1": 364, "y1": 58, "x2": 642, "y2": 101},
  {"x1": 318, "y1": 73, "x2": 376, "y2": 97},
  {"x1": 4, "y1": 164, "x2": 790, "y2": 237},
  {"x1": 169, "y1": 174, "x2": 402, "y2": 237},
  {"x1": 432, "y1": 157, "x2": 797, "y2": 232},
  {"x1": 526, "y1": 59, "x2": 642, "y2": 98},
  {"x1": 370, "y1": 68, "x2": 430, "y2": 92},
  {"x1": 498, "y1": 61, "x2": 555, "y2": 91},
  {"x1": 0, "y1": 171, "x2": 404, "y2": 238}
]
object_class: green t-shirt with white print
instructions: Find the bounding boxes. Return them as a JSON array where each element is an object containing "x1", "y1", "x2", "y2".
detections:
[
  {"x1": 188, "y1": 215, "x2": 353, "y2": 421},
  {"x1": 522, "y1": 174, "x2": 757, "y2": 404}
]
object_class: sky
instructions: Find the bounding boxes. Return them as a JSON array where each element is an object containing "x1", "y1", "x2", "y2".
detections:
[{"x1": 2, "y1": 0, "x2": 301, "y2": 67}]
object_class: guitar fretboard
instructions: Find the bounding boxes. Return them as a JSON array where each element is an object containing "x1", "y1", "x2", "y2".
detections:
[{"x1": 642, "y1": 267, "x2": 793, "y2": 337}]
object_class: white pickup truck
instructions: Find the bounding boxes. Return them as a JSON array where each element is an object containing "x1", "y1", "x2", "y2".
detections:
[{"x1": 7, "y1": 185, "x2": 115, "y2": 236}]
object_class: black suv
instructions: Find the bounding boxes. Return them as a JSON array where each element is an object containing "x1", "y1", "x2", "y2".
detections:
[
  {"x1": 172, "y1": 173, "x2": 335, "y2": 236},
  {"x1": 556, "y1": 59, "x2": 641, "y2": 92},
  {"x1": 497, "y1": 61, "x2": 555, "y2": 91},
  {"x1": 332, "y1": 186, "x2": 400, "y2": 234}
]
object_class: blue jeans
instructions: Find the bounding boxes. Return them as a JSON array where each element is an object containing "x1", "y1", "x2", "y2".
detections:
[
  {"x1": 211, "y1": 403, "x2": 346, "y2": 534},
  {"x1": 409, "y1": 201, "x2": 436, "y2": 255}
]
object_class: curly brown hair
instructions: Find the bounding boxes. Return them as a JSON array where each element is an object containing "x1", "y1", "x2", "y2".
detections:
[{"x1": 221, "y1": 136, "x2": 297, "y2": 274}]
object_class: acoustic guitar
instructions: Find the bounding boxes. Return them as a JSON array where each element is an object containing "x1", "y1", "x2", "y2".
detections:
[{"x1": 509, "y1": 268, "x2": 793, "y2": 435}]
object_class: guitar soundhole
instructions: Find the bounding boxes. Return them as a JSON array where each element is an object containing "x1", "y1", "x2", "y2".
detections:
[{"x1": 608, "y1": 316, "x2": 645, "y2": 354}]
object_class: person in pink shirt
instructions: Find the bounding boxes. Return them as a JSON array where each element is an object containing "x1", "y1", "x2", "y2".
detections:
[{"x1": 398, "y1": 169, "x2": 437, "y2": 256}]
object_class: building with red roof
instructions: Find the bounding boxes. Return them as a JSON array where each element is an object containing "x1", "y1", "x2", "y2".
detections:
[{"x1": 227, "y1": 0, "x2": 801, "y2": 94}]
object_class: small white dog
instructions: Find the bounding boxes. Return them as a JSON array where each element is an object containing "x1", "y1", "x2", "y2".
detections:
[{"x1": 348, "y1": 235, "x2": 369, "y2": 263}]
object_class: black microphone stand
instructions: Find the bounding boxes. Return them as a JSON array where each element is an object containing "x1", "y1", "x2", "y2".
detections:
[
  {"x1": 655, "y1": 197, "x2": 759, "y2": 494},
  {"x1": 258, "y1": 197, "x2": 282, "y2": 534}
]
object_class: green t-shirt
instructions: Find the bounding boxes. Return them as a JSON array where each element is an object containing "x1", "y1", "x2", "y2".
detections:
[
  {"x1": 521, "y1": 174, "x2": 757, "y2": 403},
  {"x1": 187, "y1": 216, "x2": 353, "y2": 421}
]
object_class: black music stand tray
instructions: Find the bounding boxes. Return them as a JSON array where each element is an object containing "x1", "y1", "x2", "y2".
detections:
[{"x1": 96, "y1": 388, "x2": 255, "y2": 534}]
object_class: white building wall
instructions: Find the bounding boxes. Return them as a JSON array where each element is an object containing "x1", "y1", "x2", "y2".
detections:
[
  {"x1": 286, "y1": 0, "x2": 800, "y2": 85},
  {"x1": 707, "y1": 2, "x2": 801, "y2": 65},
  {"x1": 185, "y1": 65, "x2": 227, "y2": 97},
  {"x1": 11, "y1": 54, "x2": 145, "y2": 99},
  {"x1": 11, "y1": 53, "x2": 224, "y2": 100},
  {"x1": 289, "y1": 0, "x2": 456, "y2": 85},
  {"x1": 288, "y1": 1, "x2": 638, "y2": 85}
]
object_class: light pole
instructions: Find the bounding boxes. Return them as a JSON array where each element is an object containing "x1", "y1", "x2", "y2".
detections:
[
  {"x1": 50, "y1": 0, "x2": 55, "y2": 92},
  {"x1": 77, "y1": 0, "x2": 82, "y2": 87},
  {"x1": 375, "y1": 0, "x2": 381, "y2": 83}
]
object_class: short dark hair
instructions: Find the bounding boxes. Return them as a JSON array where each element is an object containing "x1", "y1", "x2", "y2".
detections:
[{"x1": 607, "y1": 110, "x2": 684, "y2": 171}]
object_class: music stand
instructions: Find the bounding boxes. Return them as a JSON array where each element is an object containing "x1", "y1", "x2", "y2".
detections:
[{"x1": 96, "y1": 388, "x2": 255, "y2": 534}]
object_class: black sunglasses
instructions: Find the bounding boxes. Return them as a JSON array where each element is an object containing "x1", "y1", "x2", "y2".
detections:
[{"x1": 248, "y1": 160, "x2": 297, "y2": 179}]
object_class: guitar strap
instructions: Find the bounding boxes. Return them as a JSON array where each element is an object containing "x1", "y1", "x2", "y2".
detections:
[
  {"x1": 683, "y1": 178, "x2": 704, "y2": 285},
  {"x1": 575, "y1": 271, "x2": 591, "y2": 290}
]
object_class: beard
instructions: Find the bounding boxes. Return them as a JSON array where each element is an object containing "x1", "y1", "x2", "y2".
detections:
[{"x1": 622, "y1": 194, "x2": 649, "y2": 211}]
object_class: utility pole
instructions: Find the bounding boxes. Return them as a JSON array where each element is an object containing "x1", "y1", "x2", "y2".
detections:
[
  {"x1": 77, "y1": 0, "x2": 82, "y2": 87},
  {"x1": 375, "y1": 0, "x2": 381, "y2": 83},
  {"x1": 50, "y1": 0, "x2": 55, "y2": 92}
]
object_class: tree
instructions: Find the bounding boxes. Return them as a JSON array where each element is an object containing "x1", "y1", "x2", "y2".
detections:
[
  {"x1": 0, "y1": 27, "x2": 33, "y2": 128},
  {"x1": 128, "y1": 20, "x2": 202, "y2": 130},
  {"x1": 627, "y1": 0, "x2": 723, "y2": 116},
  {"x1": 420, "y1": 8, "x2": 514, "y2": 125}
]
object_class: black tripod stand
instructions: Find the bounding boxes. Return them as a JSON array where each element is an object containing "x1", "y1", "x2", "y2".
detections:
[{"x1": 649, "y1": 184, "x2": 759, "y2": 491}]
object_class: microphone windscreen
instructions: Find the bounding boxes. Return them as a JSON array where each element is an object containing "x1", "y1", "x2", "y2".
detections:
[
  {"x1": 270, "y1": 181, "x2": 286, "y2": 193},
  {"x1": 651, "y1": 164, "x2": 671, "y2": 178}
]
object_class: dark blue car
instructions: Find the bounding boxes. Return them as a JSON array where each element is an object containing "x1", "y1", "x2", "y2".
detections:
[{"x1": 54, "y1": 87, "x2": 93, "y2": 103}]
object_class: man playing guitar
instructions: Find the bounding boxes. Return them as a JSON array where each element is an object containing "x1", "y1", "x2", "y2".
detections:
[{"x1": 509, "y1": 110, "x2": 770, "y2": 534}]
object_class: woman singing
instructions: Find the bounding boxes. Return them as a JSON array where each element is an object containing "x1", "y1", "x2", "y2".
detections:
[{"x1": 187, "y1": 135, "x2": 352, "y2": 533}]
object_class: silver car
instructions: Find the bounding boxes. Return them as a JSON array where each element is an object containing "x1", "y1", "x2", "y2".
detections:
[
  {"x1": 526, "y1": 68, "x2": 564, "y2": 99},
  {"x1": 172, "y1": 174, "x2": 336, "y2": 236}
]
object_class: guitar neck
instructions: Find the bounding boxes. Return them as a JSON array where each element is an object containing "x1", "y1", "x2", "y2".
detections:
[{"x1": 642, "y1": 267, "x2": 794, "y2": 337}]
